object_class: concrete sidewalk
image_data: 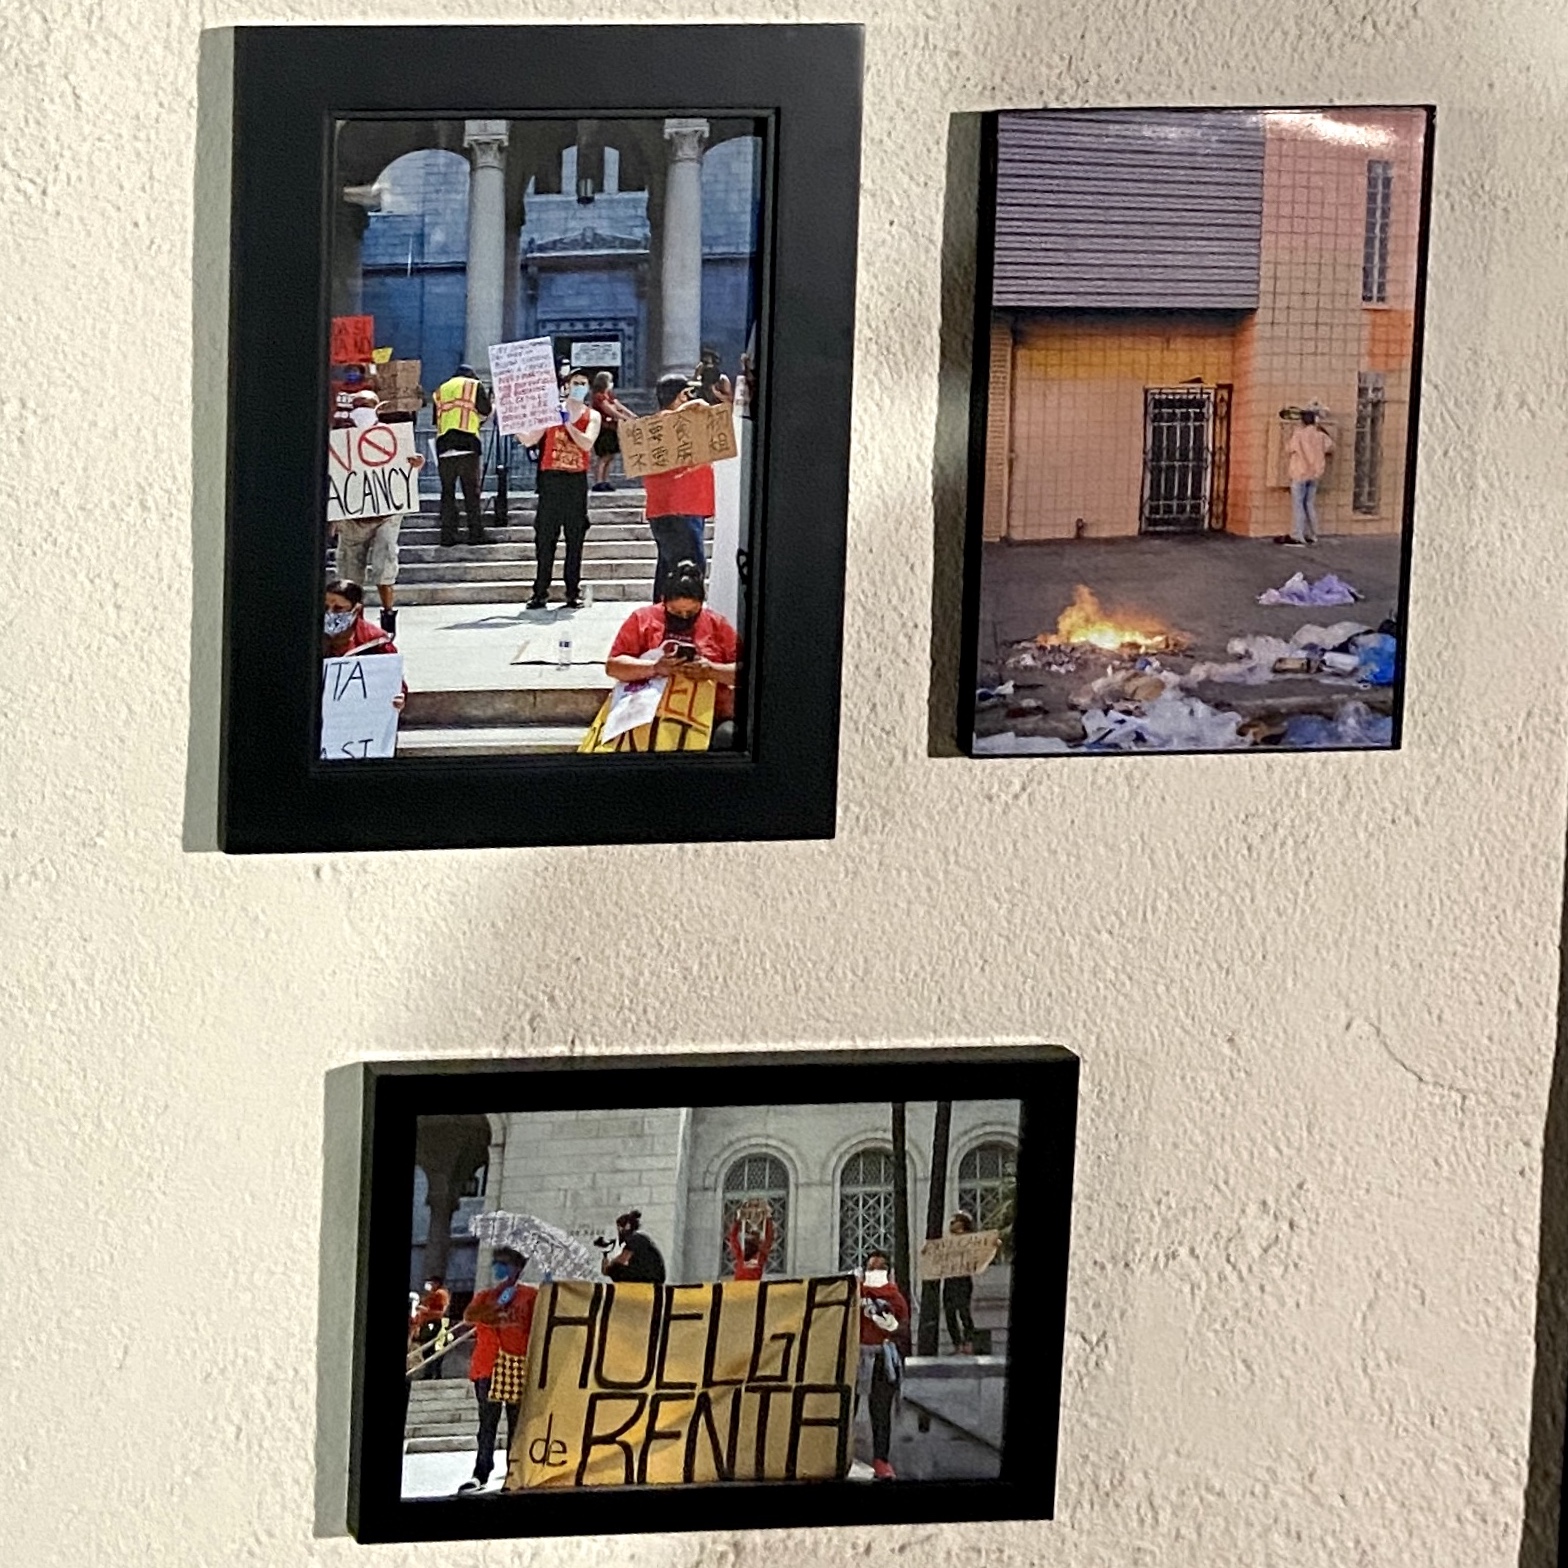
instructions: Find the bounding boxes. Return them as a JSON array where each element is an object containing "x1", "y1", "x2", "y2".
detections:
[{"x1": 389, "y1": 601, "x2": 625, "y2": 695}]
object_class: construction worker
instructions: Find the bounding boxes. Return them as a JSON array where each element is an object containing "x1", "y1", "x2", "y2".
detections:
[{"x1": 431, "y1": 362, "x2": 493, "y2": 547}]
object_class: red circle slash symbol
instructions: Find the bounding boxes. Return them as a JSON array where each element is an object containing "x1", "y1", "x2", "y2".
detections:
[{"x1": 357, "y1": 425, "x2": 399, "y2": 467}]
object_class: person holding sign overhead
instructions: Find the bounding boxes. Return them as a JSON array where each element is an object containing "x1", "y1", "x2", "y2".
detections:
[
  {"x1": 642, "y1": 373, "x2": 716, "y2": 603},
  {"x1": 431, "y1": 362, "x2": 492, "y2": 548},
  {"x1": 518, "y1": 369, "x2": 600, "y2": 610},
  {"x1": 942, "y1": 1210, "x2": 979, "y2": 1356}
]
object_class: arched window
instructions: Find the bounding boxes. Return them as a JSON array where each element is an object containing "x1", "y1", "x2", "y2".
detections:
[
  {"x1": 461, "y1": 1163, "x2": 487, "y2": 1199},
  {"x1": 957, "y1": 1141, "x2": 1017, "y2": 1237},
  {"x1": 719, "y1": 1153, "x2": 789, "y2": 1276},
  {"x1": 838, "y1": 1147, "x2": 898, "y2": 1273}
]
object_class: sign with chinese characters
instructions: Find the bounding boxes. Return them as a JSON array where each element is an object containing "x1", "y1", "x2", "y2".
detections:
[{"x1": 617, "y1": 402, "x2": 737, "y2": 478}]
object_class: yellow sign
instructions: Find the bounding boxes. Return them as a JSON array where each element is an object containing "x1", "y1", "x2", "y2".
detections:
[
  {"x1": 508, "y1": 1277, "x2": 858, "y2": 1489},
  {"x1": 371, "y1": 345, "x2": 394, "y2": 364}
]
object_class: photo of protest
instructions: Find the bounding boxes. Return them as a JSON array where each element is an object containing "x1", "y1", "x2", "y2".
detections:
[
  {"x1": 970, "y1": 107, "x2": 1430, "y2": 755},
  {"x1": 399, "y1": 1099, "x2": 1020, "y2": 1496},
  {"x1": 319, "y1": 116, "x2": 762, "y2": 762}
]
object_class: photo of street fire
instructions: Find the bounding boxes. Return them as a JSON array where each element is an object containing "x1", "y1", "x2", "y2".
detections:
[{"x1": 969, "y1": 107, "x2": 1430, "y2": 755}]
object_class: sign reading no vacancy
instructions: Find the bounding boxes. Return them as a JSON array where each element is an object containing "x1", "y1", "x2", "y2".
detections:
[
  {"x1": 509, "y1": 1277, "x2": 858, "y2": 1489},
  {"x1": 326, "y1": 423, "x2": 420, "y2": 524}
]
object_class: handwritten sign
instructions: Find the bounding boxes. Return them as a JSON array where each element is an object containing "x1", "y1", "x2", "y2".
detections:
[
  {"x1": 618, "y1": 402, "x2": 737, "y2": 478},
  {"x1": 509, "y1": 1277, "x2": 857, "y2": 1489},
  {"x1": 377, "y1": 358, "x2": 422, "y2": 414},
  {"x1": 490, "y1": 337, "x2": 560, "y2": 435},
  {"x1": 330, "y1": 314, "x2": 374, "y2": 365},
  {"x1": 326, "y1": 422, "x2": 420, "y2": 523},
  {"x1": 917, "y1": 1230, "x2": 1002, "y2": 1282},
  {"x1": 320, "y1": 654, "x2": 404, "y2": 761}
]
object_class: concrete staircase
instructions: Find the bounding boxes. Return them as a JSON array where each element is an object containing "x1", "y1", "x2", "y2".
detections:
[
  {"x1": 330, "y1": 489, "x2": 714, "y2": 606},
  {"x1": 405, "y1": 1377, "x2": 483, "y2": 1454}
]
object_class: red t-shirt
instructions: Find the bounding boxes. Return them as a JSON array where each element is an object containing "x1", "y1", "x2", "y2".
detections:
[
  {"x1": 858, "y1": 1281, "x2": 909, "y2": 1347},
  {"x1": 540, "y1": 409, "x2": 593, "y2": 473},
  {"x1": 727, "y1": 1218, "x2": 776, "y2": 1282},
  {"x1": 464, "y1": 1283, "x2": 538, "y2": 1381},
  {"x1": 608, "y1": 605, "x2": 740, "y2": 723},
  {"x1": 643, "y1": 462, "x2": 714, "y2": 519}
]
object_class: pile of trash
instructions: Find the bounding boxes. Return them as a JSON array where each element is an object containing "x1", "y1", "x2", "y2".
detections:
[{"x1": 1187, "y1": 621, "x2": 1397, "y2": 689}]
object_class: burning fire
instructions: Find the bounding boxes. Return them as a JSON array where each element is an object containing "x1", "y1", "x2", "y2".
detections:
[{"x1": 1038, "y1": 584, "x2": 1179, "y2": 653}]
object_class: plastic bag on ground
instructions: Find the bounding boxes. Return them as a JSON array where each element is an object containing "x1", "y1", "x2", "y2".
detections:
[
  {"x1": 1283, "y1": 701, "x2": 1393, "y2": 749},
  {"x1": 1082, "y1": 691, "x2": 1250, "y2": 750},
  {"x1": 1258, "y1": 572, "x2": 1362, "y2": 607}
]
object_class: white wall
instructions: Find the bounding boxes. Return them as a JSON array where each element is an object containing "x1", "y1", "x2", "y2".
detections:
[{"x1": 2, "y1": 2, "x2": 1566, "y2": 1567}]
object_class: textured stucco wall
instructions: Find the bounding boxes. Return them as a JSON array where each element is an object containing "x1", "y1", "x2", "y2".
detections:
[{"x1": 3, "y1": 2, "x2": 1567, "y2": 1565}]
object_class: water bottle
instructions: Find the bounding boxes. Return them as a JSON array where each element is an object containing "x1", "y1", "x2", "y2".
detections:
[
  {"x1": 582, "y1": 582, "x2": 594, "y2": 609},
  {"x1": 556, "y1": 632, "x2": 572, "y2": 669}
]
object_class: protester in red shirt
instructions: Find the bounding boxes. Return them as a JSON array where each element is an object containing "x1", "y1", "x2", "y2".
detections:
[
  {"x1": 642, "y1": 373, "x2": 717, "y2": 603},
  {"x1": 588, "y1": 371, "x2": 636, "y2": 492},
  {"x1": 322, "y1": 578, "x2": 407, "y2": 705},
  {"x1": 456, "y1": 1247, "x2": 537, "y2": 1495},
  {"x1": 408, "y1": 1275, "x2": 451, "y2": 1381},
  {"x1": 726, "y1": 1214, "x2": 777, "y2": 1282},
  {"x1": 520, "y1": 369, "x2": 601, "y2": 610},
  {"x1": 600, "y1": 560, "x2": 740, "y2": 748},
  {"x1": 856, "y1": 1250, "x2": 909, "y2": 1481}
]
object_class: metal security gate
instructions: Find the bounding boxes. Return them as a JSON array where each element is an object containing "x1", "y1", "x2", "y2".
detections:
[{"x1": 1140, "y1": 386, "x2": 1229, "y2": 534}]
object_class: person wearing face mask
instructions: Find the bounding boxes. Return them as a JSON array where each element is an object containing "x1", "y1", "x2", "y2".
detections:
[
  {"x1": 856, "y1": 1250, "x2": 909, "y2": 1481},
  {"x1": 593, "y1": 1210, "x2": 667, "y2": 1285},
  {"x1": 321, "y1": 579, "x2": 408, "y2": 710},
  {"x1": 642, "y1": 373, "x2": 716, "y2": 603},
  {"x1": 456, "y1": 1247, "x2": 537, "y2": 1495},
  {"x1": 408, "y1": 1274, "x2": 451, "y2": 1380},
  {"x1": 579, "y1": 560, "x2": 741, "y2": 752},
  {"x1": 518, "y1": 369, "x2": 601, "y2": 610},
  {"x1": 431, "y1": 362, "x2": 493, "y2": 548}
]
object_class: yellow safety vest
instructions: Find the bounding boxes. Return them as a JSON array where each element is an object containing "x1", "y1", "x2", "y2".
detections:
[{"x1": 434, "y1": 376, "x2": 482, "y2": 437}]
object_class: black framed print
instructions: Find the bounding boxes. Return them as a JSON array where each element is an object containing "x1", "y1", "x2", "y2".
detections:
[
  {"x1": 342, "y1": 1045, "x2": 1077, "y2": 1543},
  {"x1": 959, "y1": 106, "x2": 1433, "y2": 757},
  {"x1": 217, "y1": 25, "x2": 862, "y2": 852}
]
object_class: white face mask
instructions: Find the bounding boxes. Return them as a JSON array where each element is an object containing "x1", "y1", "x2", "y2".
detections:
[
  {"x1": 348, "y1": 406, "x2": 379, "y2": 428},
  {"x1": 862, "y1": 1270, "x2": 889, "y2": 1290}
]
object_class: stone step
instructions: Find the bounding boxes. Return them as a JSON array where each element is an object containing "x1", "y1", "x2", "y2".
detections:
[
  {"x1": 387, "y1": 539, "x2": 662, "y2": 565},
  {"x1": 406, "y1": 503, "x2": 649, "y2": 524},
  {"x1": 393, "y1": 523, "x2": 712, "y2": 545},
  {"x1": 403, "y1": 686, "x2": 607, "y2": 728},
  {"x1": 404, "y1": 1435, "x2": 483, "y2": 1455},
  {"x1": 398, "y1": 725, "x2": 587, "y2": 757},
  {"x1": 392, "y1": 557, "x2": 657, "y2": 586},
  {"x1": 393, "y1": 580, "x2": 650, "y2": 606}
]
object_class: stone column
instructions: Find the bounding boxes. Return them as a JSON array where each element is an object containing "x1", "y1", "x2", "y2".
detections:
[
  {"x1": 423, "y1": 1170, "x2": 457, "y2": 1284},
  {"x1": 659, "y1": 118, "x2": 709, "y2": 376},
  {"x1": 332, "y1": 188, "x2": 377, "y2": 316},
  {"x1": 463, "y1": 120, "x2": 510, "y2": 375}
]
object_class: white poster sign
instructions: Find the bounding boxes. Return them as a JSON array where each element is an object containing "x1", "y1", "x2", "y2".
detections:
[
  {"x1": 600, "y1": 674, "x2": 668, "y2": 743},
  {"x1": 489, "y1": 337, "x2": 560, "y2": 435},
  {"x1": 326, "y1": 423, "x2": 420, "y2": 524},
  {"x1": 320, "y1": 654, "x2": 404, "y2": 761},
  {"x1": 570, "y1": 340, "x2": 621, "y2": 367}
]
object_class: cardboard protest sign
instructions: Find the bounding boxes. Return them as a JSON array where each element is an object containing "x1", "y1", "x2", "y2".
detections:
[
  {"x1": 377, "y1": 358, "x2": 422, "y2": 414},
  {"x1": 330, "y1": 314, "x2": 374, "y2": 365},
  {"x1": 917, "y1": 1230, "x2": 1002, "y2": 1282},
  {"x1": 490, "y1": 337, "x2": 560, "y2": 435},
  {"x1": 326, "y1": 422, "x2": 420, "y2": 523},
  {"x1": 320, "y1": 654, "x2": 404, "y2": 761},
  {"x1": 509, "y1": 1277, "x2": 857, "y2": 1489},
  {"x1": 618, "y1": 402, "x2": 737, "y2": 479}
]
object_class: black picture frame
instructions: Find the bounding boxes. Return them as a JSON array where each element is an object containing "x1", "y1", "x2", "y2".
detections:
[
  {"x1": 955, "y1": 104, "x2": 1436, "y2": 759},
  {"x1": 218, "y1": 25, "x2": 862, "y2": 852},
  {"x1": 342, "y1": 1044, "x2": 1077, "y2": 1543}
]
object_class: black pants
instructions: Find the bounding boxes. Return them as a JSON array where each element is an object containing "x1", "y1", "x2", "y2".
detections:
[
  {"x1": 943, "y1": 1275, "x2": 976, "y2": 1349},
  {"x1": 471, "y1": 1377, "x2": 520, "y2": 1484},
  {"x1": 647, "y1": 513, "x2": 708, "y2": 602},
  {"x1": 533, "y1": 470, "x2": 590, "y2": 601},
  {"x1": 866, "y1": 1353, "x2": 898, "y2": 1463},
  {"x1": 439, "y1": 450, "x2": 483, "y2": 543},
  {"x1": 414, "y1": 1320, "x2": 442, "y2": 1379}
]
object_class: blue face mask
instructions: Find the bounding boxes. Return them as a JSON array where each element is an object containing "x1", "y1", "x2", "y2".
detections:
[
  {"x1": 491, "y1": 1262, "x2": 512, "y2": 1282},
  {"x1": 567, "y1": 383, "x2": 588, "y2": 402}
]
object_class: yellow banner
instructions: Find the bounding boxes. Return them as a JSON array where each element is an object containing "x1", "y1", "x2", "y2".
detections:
[{"x1": 507, "y1": 1277, "x2": 859, "y2": 1489}]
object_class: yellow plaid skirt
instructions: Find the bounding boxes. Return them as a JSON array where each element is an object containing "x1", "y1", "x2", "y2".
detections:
[{"x1": 488, "y1": 1349, "x2": 527, "y2": 1404}]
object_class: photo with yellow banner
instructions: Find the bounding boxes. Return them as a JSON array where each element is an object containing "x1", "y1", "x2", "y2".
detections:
[{"x1": 401, "y1": 1097, "x2": 1019, "y2": 1498}]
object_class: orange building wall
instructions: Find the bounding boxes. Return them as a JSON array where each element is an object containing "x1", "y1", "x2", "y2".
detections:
[{"x1": 990, "y1": 109, "x2": 1426, "y2": 543}]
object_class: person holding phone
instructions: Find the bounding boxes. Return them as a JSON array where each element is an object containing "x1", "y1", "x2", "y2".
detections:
[{"x1": 579, "y1": 559, "x2": 740, "y2": 752}]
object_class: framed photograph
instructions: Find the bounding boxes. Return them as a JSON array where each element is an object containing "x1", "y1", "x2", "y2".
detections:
[
  {"x1": 342, "y1": 1045, "x2": 1077, "y2": 1542},
  {"x1": 218, "y1": 24, "x2": 862, "y2": 852},
  {"x1": 960, "y1": 106, "x2": 1434, "y2": 756}
]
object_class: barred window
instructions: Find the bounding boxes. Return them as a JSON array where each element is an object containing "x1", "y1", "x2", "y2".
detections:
[
  {"x1": 838, "y1": 1147, "x2": 898, "y2": 1272},
  {"x1": 957, "y1": 1142, "x2": 1017, "y2": 1236},
  {"x1": 719, "y1": 1153, "x2": 790, "y2": 1276},
  {"x1": 1354, "y1": 372, "x2": 1386, "y2": 514},
  {"x1": 1363, "y1": 160, "x2": 1393, "y2": 305}
]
